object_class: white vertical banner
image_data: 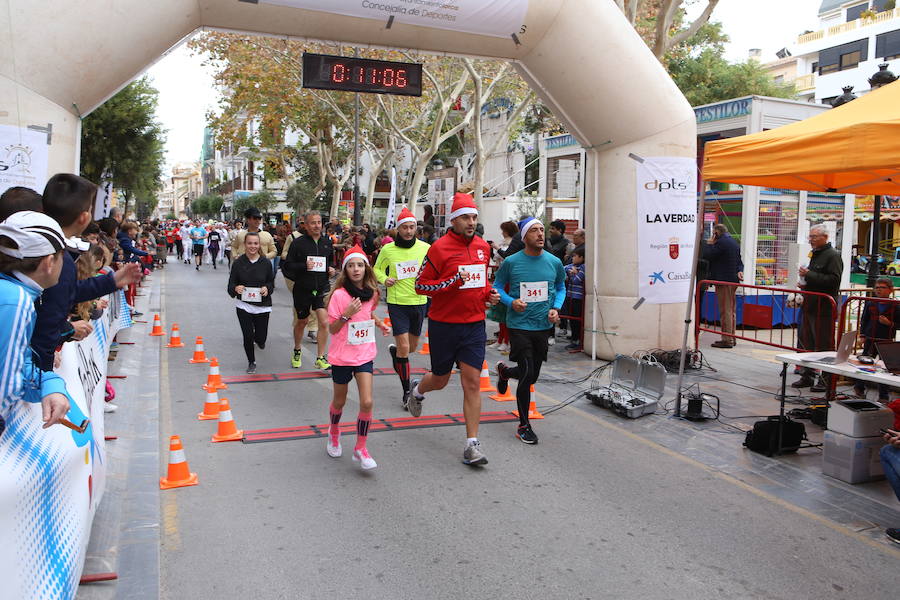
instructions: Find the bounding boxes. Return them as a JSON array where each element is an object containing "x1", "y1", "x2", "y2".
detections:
[
  {"x1": 384, "y1": 167, "x2": 397, "y2": 229},
  {"x1": 93, "y1": 172, "x2": 113, "y2": 220},
  {"x1": 636, "y1": 157, "x2": 697, "y2": 304},
  {"x1": 0, "y1": 124, "x2": 50, "y2": 196}
]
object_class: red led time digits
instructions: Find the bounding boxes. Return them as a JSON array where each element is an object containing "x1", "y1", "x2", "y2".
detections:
[{"x1": 330, "y1": 61, "x2": 408, "y2": 88}]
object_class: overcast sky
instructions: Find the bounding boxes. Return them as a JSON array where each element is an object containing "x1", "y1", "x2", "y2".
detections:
[{"x1": 145, "y1": 0, "x2": 825, "y2": 173}]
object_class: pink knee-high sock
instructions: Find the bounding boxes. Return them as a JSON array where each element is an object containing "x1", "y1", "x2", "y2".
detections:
[
  {"x1": 329, "y1": 404, "x2": 342, "y2": 444},
  {"x1": 355, "y1": 411, "x2": 372, "y2": 451}
]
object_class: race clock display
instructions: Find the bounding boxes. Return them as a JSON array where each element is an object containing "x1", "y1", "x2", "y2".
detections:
[{"x1": 302, "y1": 52, "x2": 423, "y2": 97}]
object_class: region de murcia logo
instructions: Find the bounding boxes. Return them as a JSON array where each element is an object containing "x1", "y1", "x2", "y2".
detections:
[
  {"x1": 669, "y1": 237, "x2": 679, "y2": 259},
  {"x1": 0, "y1": 142, "x2": 33, "y2": 175}
]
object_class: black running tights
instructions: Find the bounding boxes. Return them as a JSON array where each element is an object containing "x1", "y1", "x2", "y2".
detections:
[
  {"x1": 236, "y1": 308, "x2": 270, "y2": 363},
  {"x1": 505, "y1": 357, "x2": 543, "y2": 425}
]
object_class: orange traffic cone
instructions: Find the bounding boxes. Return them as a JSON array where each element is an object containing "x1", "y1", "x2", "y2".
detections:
[
  {"x1": 159, "y1": 435, "x2": 198, "y2": 489},
  {"x1": 189, "y1": 337, "x2": 209, "y2": 364},
  {"x1": 202, "y1": 357, "x2": 228, "y2": 392},
  {"x1": 512, "y1": 387, "x2": 543, "y2": 420},
  {"x1": 166, "y1": 323, "x2": 185, "y2": 348},
  {"x1": 211, "y1": 398, "x2": 243, "y2": 442},
  {"x1": 478, "y1": 361, "x2": 496, "y2": 392},
  {"x1": 491, "y1": 382, "x2": 534, "y2": 403},
  {"x1": 197, "y1": 389, "x2": 220, "y2": 420},
  {"x1": 149, "y1": 313, "x2": 164, "y2": 336},
  {"x1": 418, "y1": 333, "x2": 430, "y2": 355}
]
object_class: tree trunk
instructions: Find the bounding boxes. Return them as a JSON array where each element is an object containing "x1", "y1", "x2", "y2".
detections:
[
  {"x1": 471, "y1": 74, "x2": 484, "y2": 209},
  {"x1": 330, "y1": 185, "x2": 342, "y2": 221}
]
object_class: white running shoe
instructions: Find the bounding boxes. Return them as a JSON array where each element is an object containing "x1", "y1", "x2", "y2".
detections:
[
  {"x1": 326, "y1": 437, "x2": 342, "y2": 458},
  {"x1": 104, "y1": 402, "x2": 118, "y2": 413},
  {"x1": 352, "y1": 448, "x2": 377, "y2": 470},
  {"x1": 547, "y1": 337, "x2": 556, "y2": 346}
]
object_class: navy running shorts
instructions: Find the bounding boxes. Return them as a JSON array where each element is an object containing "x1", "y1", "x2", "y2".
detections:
[
  {"x1": 427, "y1": 319, "x2": 486, "y2": 376},
  {"x1": 387, "y1": 303, "x2": 427, "y2": 336},
  {"x1": 331, "y1": 361, "x2": 374, "y2": 384},
  {"x1": 192, "y1": 244, "x2": 205, "y2": 256}
]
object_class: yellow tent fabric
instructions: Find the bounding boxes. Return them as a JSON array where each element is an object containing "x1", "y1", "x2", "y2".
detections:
[{"x1": 702, "y1": 82, "x2": 900, "y2": 195}]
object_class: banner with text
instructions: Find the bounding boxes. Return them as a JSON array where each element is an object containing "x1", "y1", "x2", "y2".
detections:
[
  {"x1": 258, "y1": 0, "x2": 528, "y2": 38},
  {"x1": 636, "y1": 157, "x2": 697, "y2": 304},
  {"x1": 0, "y1": 290, "x2": 131, "y2": 599},
  {"x1": 0, "y1": 124, "x2": 50, "y2": 197}
]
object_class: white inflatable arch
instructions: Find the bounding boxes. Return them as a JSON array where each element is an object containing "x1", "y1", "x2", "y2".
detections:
[{"x1": 1, "y1": 0, "x2": 695, "y2": 357}]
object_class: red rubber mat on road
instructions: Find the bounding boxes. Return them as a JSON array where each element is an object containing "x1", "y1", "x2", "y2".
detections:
[
  {"x1": 242, "y1": 411, "x2": 517, "y2": 443},
  {"x1": 222, "y1": 367, "x2": 429, "y2": 384}
]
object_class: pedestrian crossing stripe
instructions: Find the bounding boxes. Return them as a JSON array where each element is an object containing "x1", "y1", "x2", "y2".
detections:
[
  {"x1": 221, "y1": 367, "x2": 429, "y2": 385},
  {"x1": 241, "y1": 411, "x2": 518, "y2": 444}
]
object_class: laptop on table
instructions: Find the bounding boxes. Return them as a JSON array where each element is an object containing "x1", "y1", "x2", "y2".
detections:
[
  {"x1": 875, "y1": 340, "x2": 900, "y2": 375},
  {"x1": 801, "y1": 330, "x2": 856, "y2": 365}
]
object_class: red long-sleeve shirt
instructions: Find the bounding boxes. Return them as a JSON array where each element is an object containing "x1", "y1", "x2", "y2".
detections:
[{"x1": 415, "y1": 229, "x2": 492, "y2": 323}]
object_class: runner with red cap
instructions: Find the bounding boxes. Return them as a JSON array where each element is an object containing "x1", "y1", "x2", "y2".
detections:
[
  {"x1": 410, "y1": 193, "x2": 500, "y2": 466},
  {"x1": 373, "y1": 205, "x2": 430, "y2": 408}
]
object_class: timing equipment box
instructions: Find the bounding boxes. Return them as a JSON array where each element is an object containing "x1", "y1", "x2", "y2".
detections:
[
  {"x1": 822, "y1": 430, "x2": 885, "y2": 484},
  {"x1": 592, "y1": 356, "x2": 665, "y2": 419},
  {"x1": 826, "y1": 399, "x2": 894, "y2": 438}
]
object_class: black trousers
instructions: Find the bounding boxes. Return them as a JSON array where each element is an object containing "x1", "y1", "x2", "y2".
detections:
[{"x1": 236, "y1": 308, "x2": 270, "y2": 363}]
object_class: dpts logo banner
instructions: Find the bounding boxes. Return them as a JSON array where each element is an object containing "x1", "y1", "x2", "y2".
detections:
[
  {"x1": 0, "y1": 291, "x2": 131, "y2": 600},
  {"x1": 636, "y1": 157, "x2": 697, "y2": 304}
]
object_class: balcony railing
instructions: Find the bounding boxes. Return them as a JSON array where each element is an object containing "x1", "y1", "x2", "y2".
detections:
[
  {"x1": 794, "y1": 73, "x2": 815, "y2": 91},
  {"x1": 797, "y1": 8, "x2": 899, "y2": 45}
]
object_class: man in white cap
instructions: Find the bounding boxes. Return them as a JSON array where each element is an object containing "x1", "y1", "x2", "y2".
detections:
[
  {"x1": 0, "y1": 211, "x2": 72, "y2": 429},
  {"x1": 411, "y1": 192, "x2": 500, "y2": 466},
  {"x1": 373, "y1": 206, "x2": 430, "y2": 407},
  {"x1": 493, "y1": 217, "x2": 566, "y2": 445}
]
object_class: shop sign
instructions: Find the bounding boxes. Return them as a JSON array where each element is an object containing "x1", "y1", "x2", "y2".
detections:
[
  {"x1": 694, "y1": 98, "x2": 751, "y2": 124},
  {"x1": 545, "y1": 134, "x2": 577, "y2": 150}
]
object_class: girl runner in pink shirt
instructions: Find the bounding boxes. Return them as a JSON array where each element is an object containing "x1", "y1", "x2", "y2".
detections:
[{"x1": 325, "y1": 245, "x2": 390, "y2": 469}]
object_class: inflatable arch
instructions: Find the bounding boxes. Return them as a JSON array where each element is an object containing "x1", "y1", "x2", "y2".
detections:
[{"x1": 1, "y1": 0, "x2": 696, "y2": 357}]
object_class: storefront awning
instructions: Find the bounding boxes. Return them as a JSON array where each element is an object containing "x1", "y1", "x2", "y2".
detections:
[{"x1": 703, "y1": 82, "x2": 900, "y2": 195}]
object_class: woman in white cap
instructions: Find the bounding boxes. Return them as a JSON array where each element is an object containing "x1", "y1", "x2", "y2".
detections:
[{"x1": 0, "y1": 211, "x2": 72, "y2": 431}]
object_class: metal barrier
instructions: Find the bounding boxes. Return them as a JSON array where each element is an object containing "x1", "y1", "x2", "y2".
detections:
[
  {"x1": 695, "y1": 280, "x2": 838, "y2": 352},
  {"x1": 837, "y1": 294, "x2": 900, "y2": 353}
]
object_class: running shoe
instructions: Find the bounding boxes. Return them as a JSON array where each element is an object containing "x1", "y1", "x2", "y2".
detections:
[
  {"x1": 307, "y1": 331, "x2": 317, "y2": 342},
  {"x1": 315, "y1": 356, "x2": 331, "y2": 370},
  {"x1": 516, "y1": 424, "x2": 539, "y2": 445},
  {"x1": 407, "y1": 379, "x2": 424, "y2": 417},
  {"x1": 246, "y1": 362, "x2": 257, "y2": 374},
  {"x1": 462, "y1": 440, "x2": 488, "y2": 466},
  {"x1": 886, "y1": 528, "x2": 900, "y2": 545},
  {"x1": 496, "y1": 361, "x2": 510, "y2": 395},
  {"x1": 389, "y1": 343, "x2": 397, "y2": 363},
  {"x1": 402, "y1": 389, "x2": 411, "y2": 411},
  {"x1": 103, "y1": 402, "x2": 118, "y2": 413},
  {"x1": 256, "y1": 341, "x2": 265, "y2": 350},
  {"x1": 291, "y1": 349, "x2": 302, "y2": 369},
  {"x1": 352, "y1": 448, "x2": 377, "y2": 470},
  {"x1": 326, "y1": 437, "x2": 342, "y2": 458},
  {"x1": 547, "y1": 337, "x2": 555, "y2": 346}
]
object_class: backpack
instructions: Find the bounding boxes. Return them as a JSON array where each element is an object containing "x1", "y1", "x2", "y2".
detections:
[{"x1": 743, "y1": 416, "x2": 807, "y2": 456}]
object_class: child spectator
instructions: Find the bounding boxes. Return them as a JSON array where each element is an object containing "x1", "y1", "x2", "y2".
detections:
[{"x1": 564, "y1": 248, "x2": 585, "y2": 350}]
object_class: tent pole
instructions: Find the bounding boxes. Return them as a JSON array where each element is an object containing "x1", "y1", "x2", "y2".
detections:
[
  {"x1": 674, "y1": 177, "x2": 708, "y2": 417},
  {"x1": 867, "y1": 195, "x2": 882, "y2": 289}
]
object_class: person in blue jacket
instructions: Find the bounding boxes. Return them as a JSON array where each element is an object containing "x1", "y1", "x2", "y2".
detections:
[
  {"x1": 492, "y1": 217, "x2": 566, "y2": 445},
  {"x1": 29, "y1": 174, "x2": 141, "y2": 372},
  {"x1": 117, "y1": 221, "x2": 151, "y2": 264},
  {"x1": 0, "y1": 211, "x2": 73, "y2": 433}
]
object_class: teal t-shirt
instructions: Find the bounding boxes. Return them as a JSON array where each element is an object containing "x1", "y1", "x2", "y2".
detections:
[{"x1": 493, "y1": 250, "x2": 566, "y2": 331}]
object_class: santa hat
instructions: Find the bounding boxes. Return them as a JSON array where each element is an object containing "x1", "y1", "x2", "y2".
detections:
[
  {"x1": 342, "y1": 244, "x2": 369, "y2": 268},
  {"x1": 519, "y1": 217, "x2": 541, "y2": 238},
  {"x1": 396, "y1": 206, "x2": 417, "y2": 227},
  {"x1": 448, "y1": 192, "x2": 478, "y2": 221}
]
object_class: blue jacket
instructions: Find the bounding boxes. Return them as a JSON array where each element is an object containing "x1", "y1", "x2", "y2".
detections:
[
  {"x1": 701, "y1": 232, "x2": 743, "y2": 283},
  {"x1": 0, "y1": 273, "x2": 70, "y2": 420},
  {"x1": 31, "y1": 250, "x2": 117, "y2": 371},
  {"x1": 117, "y1": 231, "x2": 149, "y2": 262}
]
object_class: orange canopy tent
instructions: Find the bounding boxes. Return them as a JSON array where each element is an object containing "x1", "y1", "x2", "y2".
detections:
[{"x1": 702, "y1": 81, "x2": 900, "y2": 195}]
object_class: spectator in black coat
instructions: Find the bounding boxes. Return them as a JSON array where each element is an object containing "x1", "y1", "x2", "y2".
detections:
[{"x1": 701, "y1": 224, "x2": 744, "y2": 348}]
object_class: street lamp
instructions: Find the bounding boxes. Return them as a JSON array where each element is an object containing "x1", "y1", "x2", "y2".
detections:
[{"x1": 863, "y1": 65, "x2": 899, "y2": 288}]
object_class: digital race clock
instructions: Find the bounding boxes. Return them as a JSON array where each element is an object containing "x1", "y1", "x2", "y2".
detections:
[{"x1": 302, "y1": 52, "x2": 423, "y2": 97}]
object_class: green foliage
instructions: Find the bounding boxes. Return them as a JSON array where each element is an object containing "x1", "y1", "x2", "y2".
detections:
[
  {"x1": 666, "y1": 21, "x2": 795, "y2": 106},
  {"x1": 191, "y1": 194, "x2": 225, "y2": 218},
  {"x1": 286, "y1": 180, "x2": 317, "y2": 215},
  {"x1": 80, "y1": 77, "x2": 166, "y2": 203},
  {"x1": 247, "y1": 190, "x2": 277, "y2": 212},
  {"x1": 231, "y1": 196, "x2": 252, "y2": 219}
]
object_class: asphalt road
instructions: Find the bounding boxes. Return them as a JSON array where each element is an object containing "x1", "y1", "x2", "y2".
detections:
[{"x1": 157, "y1": 256, "x2": 897, "y2": 600}]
